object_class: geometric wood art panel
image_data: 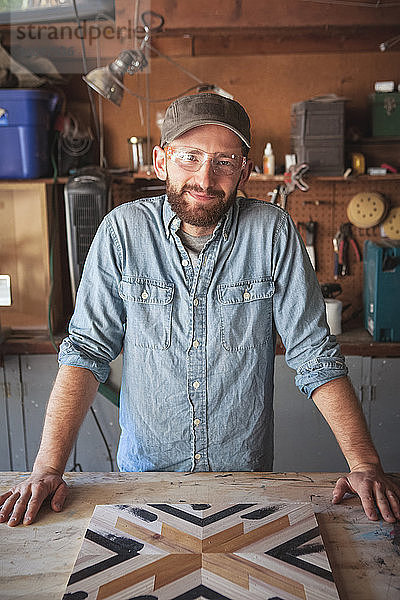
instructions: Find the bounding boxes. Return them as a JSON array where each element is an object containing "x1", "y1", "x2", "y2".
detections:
[{"x1": 62, "y1": 502, "x2": 340, "y2": 600}]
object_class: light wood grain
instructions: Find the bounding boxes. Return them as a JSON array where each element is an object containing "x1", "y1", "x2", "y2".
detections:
[
  {"x1": 0, "y1": 183, "x2": 49, "y2": 330},
  {"x1": 97, "y1": 553, "x2": 202, "y2": 598},
  {"x1": 116, "y1": 515, "x2": 203, "y2": 553},
  {"x1": 0, "y1": 471, "x2": 399, "y2": 600},
  {"x1": 202, "y1": 552, "x2": 307, "y2": 599},
  {"x1": 66, "y1": 502, "x2": 337, "y2": 599}
]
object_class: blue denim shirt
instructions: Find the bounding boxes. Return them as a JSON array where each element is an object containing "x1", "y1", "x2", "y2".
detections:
[{"x1": 58, "y1": 195, "x2": 347, "y2": 472}]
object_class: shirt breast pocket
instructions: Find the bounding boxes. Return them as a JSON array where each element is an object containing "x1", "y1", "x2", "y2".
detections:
[
  {"x1": 217, "y1": 278, "x2": 275, "y2": 351},
  {"x1": 118, "y1": 276, "x2": 174, "y2": 350}
]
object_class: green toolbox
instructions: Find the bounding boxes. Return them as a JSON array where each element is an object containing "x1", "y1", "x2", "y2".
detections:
[
  {"x1": 364, "y1": 240, "x2": 400, "y2": 342},
  {"x1": 370, "y1": 92, "x2": 400, "y2": 137}
]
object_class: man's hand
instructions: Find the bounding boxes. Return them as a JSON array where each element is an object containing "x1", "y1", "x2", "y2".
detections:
[
  {"x1": 332, "y1": 464, "x2": 400, "y2": 523},
  {"x1": 0, "y1": 468, "x2": 68, "y2": 527}
]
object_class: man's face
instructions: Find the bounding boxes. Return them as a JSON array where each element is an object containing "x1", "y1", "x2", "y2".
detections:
[
  {"x1": 166, "y1": 174, "x2": 238, "y2": 230},
  {"x1": 154, "y1": 125, "x2": 251, "y2": 234}
]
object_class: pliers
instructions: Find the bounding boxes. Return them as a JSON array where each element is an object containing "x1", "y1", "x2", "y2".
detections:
[{"x1": 335, "y1": 222, "x2": 361, "y2": 277}]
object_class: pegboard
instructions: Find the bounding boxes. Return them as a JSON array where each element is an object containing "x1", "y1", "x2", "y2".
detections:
[
  {"x1": 110, "y1": 176, "x2": 400, "y2": 321},
  {"x1": 244, "y1": 176, "x2": 400, "y2": 320}
]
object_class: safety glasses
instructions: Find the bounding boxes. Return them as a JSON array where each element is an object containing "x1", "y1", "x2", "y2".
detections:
[{"x1": 166, "y1": 146, "x2": 246, "y2": 177}]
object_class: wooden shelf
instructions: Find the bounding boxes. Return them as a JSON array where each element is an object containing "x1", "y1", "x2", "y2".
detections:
[
  {"x1": 249, "y1": 172, "x2": 400, "y2": 182},
  {"x1": 3, "y1": 327, "x2": 400, "y2": 357},
  {"x1": 349, "y1": 136, "x2": 400, "y2": 145},
  {"x1": 0, "y1": 332, "x2": 60, "y2": 355},
  {"x1": 0, "y1": 174, "x2": 158, "y2": 185},
  {"x1": 276, "y1": 327, "x2": 400, "y2": 357},
  {"x1": 0, "y1": 177, "x2": 68, "y2": 184},
  {"x1": 4, "y1": 172, "x2": 400, "y2": 185}
]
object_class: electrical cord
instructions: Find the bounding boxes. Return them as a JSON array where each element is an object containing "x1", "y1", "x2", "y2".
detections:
[
  {"x1": 48, "y1": 106, "x2": 117, "y2": 472},
  {"x1": 107, "y1": 76, "x2": 211, "y2": 104},
  {"x1": 145, "y1": 42, "x2": 204, "y2": 84},
  {"x1": 89, "y1": 405, "x2": 115, "y2": 471},
  {"x1": 48, "y1": 131, "x2": 59, "y2": 355},
  {"x1": 49, "y1": 133, "x2": 82, "y2": 474},
  {"x1": 380, "y1": 33, "x2": 400, "y2": 51},
  {"x1": 71, "y1": 0, "x2": 101, "y2": 142}
]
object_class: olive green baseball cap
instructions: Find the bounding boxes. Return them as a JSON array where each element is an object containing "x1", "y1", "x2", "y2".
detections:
[{"x1": 160, "y1": 93, "x2": 251, "y2": 148}]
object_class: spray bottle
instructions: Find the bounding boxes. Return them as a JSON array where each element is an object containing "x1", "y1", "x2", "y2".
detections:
[{"x1": 263, "y1": 142, "x2": 275, "y2": 175}]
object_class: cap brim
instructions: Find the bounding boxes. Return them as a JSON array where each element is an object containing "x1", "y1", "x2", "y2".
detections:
[{"x1": 165, "y1": 120, "x2": 250, "y2": 148}]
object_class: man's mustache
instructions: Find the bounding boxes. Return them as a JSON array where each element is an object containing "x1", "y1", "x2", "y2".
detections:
[{"x1": 182, "y1": 184, "x2": 225, "y2": 200}]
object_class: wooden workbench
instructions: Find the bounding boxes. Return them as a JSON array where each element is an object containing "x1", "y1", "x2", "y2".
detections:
[{"x1": 0, "y1": 471, "x2": 399, "y2": 600}]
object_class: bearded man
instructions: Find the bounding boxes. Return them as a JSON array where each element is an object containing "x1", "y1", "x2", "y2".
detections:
[{"x1": 1, "y1": 93, "x2": 399, "y2": 527}]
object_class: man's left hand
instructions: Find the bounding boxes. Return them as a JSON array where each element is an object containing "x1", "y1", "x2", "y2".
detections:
[{"x1": 332, "y1": 464, "x2": 400, "y2": 522}]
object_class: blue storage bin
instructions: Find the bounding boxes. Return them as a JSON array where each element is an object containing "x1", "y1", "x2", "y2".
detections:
[{"x1": 0, "y1": 89, "x2": 59, "y2": 179}]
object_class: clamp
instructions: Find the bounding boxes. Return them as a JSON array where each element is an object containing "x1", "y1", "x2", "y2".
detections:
[{"x1": 267, "y1": 163, "x2": 310, "y2": 210}]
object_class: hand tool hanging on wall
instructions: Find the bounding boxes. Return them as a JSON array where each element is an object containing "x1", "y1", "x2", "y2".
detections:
[
  {"x1": 267, "y1": 163, "x2": 310, "y2": 210},
  {"x1": 333, "y1": 233, "x2": 340, "y2": 280},
  {"x1": 334, "y1": 222, "x2": 362, "y2": 277},
  {"x1": 267, "y1": 184, "x2": 290, "y2": 209},
  {"x1": 298, "y1": 220, "x2": 317, "y2": 270}
]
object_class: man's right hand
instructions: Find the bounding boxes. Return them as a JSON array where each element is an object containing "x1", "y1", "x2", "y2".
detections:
[{"x1": 0, "y1": 468, "x2": 68, "y2": 527}]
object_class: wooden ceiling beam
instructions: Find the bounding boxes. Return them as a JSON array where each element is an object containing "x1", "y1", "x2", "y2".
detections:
[
  {"x1": 149, "y1": 26, "x2": 400, "y2": 56},
  {"x1": 147, "y1": 0, "x2": 400, "y2": 29}
]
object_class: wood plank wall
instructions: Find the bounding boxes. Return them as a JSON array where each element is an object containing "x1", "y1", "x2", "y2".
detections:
[
  {"x1": 61, "y1": 36, "x2": 399, "y2": 323},
  {"x1": 91, "y1": 51, "x2": 399, "y2": 171}
]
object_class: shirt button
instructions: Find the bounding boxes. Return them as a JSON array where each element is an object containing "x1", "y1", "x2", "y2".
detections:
[
  {"x1": 193, "y1": 298, "x2": 199, "y2": 306},
  {"x1": 243, "y1": 291, "x2": 251, "y2": 300},
  {"x1": 194, "y1": 453, "x2": 201, "y2": 460},
  {"x1": 194, "y1": 418, "x2": 201, "y2": 426},
  {"x1": 193, "y1": 340, "x2": 200, "y2": 348},
  {"x1": 141, "y1": 290, "x2": 149, "y2": 300},
  {"x1": 182, "y1": 259, "x2": 189, "y2": 267},
  {"x1": 193, "y1": 381, "x2": 200, "y2": 389}
]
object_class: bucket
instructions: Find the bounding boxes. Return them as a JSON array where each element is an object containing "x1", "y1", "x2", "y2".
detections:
[
  {"x1": 0, "y1": 88, "x2": 60, "y2": 179},
  {"x1": 324, "y1": 298, "x2": 342, "y2": 335}
]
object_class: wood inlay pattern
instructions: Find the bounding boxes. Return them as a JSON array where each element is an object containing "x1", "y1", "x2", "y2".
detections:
[{"x1": 63, "y1": 501, "x2": 340, "y2": 599}]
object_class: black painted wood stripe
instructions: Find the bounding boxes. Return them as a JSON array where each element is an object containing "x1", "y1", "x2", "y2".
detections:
[{"x1": 148, "y1": 503, "x2": 256, "y2": 527}]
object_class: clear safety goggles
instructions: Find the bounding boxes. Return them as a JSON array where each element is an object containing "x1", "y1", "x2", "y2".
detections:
[{"x1": 166, "y1": 146, "x2": 246, "y2": 176}]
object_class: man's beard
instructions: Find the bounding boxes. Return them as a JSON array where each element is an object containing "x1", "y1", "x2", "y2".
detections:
[{"x1": 166, "y1": 178, "x2": 238, "y2": 228}]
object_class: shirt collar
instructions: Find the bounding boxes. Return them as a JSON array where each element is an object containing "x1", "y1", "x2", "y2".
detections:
[
  {"x1": 162, "y1": 196, "x2": 178, "y2": 238},
  {"x1": 162, "y1": 194, "x2": 235, "y2": 241}
]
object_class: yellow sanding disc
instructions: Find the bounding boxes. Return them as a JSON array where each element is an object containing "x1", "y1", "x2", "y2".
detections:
[
  {"x1": 347, "y1": 192, "x2": 387, "y2": 228},
  {"x1": 382, "y1": 207, "x2": 400, "y2": 240}
]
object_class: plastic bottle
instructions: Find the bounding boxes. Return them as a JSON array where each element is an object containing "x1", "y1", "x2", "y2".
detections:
[{"x1": 263, "y1": 142, "x2": 275, "y2": 175}]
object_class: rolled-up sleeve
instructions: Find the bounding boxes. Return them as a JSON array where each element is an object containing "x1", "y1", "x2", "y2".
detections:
[
  {"x1": 58, "y1": 215, "x2": 126, "y2": 383},
  {"x1": 272, "y1": 211, "x2": 348, "y2": 398}
]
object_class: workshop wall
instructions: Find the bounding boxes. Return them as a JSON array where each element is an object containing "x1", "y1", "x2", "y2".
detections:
[
  {"x1": 66, "y1": 51, "x2": 399, "y2": 172},
  {"x1": 61, "y1": 49, "x2": 400, "y2": 320},
  {"x1": 48, "y1": 0, "x2": 400, "y2": 328}
]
